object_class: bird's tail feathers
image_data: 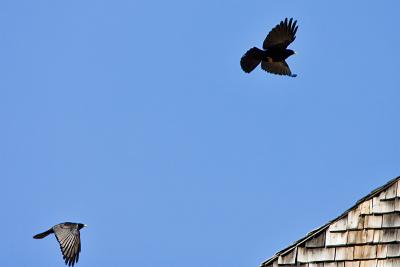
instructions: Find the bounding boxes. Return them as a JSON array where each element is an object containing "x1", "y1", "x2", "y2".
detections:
[
  {"x1": 240, "y1": 47, "x2": 263, "y2": 73},
  {"x1": 33, "y1": 228, "x2": 54, "y2": 239}
]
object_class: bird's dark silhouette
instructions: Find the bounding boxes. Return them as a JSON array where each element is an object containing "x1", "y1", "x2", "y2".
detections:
[
  {"x1": 33, "y1": 222, "x2": 86, "y2": 267},
  {"x1": 240, "y1": 18, "x2": 298, "y2": 77}
]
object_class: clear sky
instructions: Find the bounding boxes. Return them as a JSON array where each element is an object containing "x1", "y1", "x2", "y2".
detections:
[{"x1": 1, "y1": 0, "x2": 400, "y2": 266}]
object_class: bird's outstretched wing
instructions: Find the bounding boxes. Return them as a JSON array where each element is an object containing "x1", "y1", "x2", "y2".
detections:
[
  {"x1": 261, "y1": 60, "x2": 296, "y2": 77},
  {"x1": 53, "y1": 224, "x2": 81, "y2": 267},
  {"x1": 263, "y1": 18, "x2": 298, "y2": 50}
]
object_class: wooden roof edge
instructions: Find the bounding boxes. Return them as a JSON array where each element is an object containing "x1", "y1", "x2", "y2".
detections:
[{"x1": 259, "y1": 176, "x2": 400, "y2": 267}]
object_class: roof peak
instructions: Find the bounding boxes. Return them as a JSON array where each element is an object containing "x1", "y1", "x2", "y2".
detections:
[{"x1": 261, "y1": 176, "x2": 400, "y2": 267}]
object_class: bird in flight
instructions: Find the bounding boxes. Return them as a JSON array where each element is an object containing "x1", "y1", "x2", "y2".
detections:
[
  {"x1": 33, "y1": 222, "x2": 86, "y2": 267},
  {"x1": 240, "y1": 18, "x2": 298, "y2": 77}
]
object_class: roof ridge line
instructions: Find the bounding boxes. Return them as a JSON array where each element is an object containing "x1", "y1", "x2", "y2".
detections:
[{"x1": 260, "y1": 176, "x2": 400, "y2": 267}]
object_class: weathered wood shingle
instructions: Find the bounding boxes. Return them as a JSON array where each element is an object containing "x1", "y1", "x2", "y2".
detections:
[{"x1": 260, "y1": 177, "x2": 400, "y2": 267}]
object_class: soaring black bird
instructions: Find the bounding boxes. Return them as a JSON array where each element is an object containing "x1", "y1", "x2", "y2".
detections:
[
  {"x1": 240, "y1": 18, "x2": 298, "y2": 77},
  {"x1": 33, "y1": 222, "x2": 86, "y2": 267}
]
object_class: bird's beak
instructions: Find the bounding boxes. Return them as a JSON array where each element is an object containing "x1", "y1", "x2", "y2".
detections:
[
  {"x1": 294, "y1": 51, "x2": 297, "y2": 55},
  {"x1": 84, "y1": 224, "x2": 88, "y2": 227}
]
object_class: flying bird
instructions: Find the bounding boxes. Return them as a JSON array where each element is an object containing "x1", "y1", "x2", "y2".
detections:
[
  {"x1": 240, "y1": 18, "x2": 298, "y2": 77},
  {"x1": 33, "y1": 222, "x2": 86, "y2": 267}
]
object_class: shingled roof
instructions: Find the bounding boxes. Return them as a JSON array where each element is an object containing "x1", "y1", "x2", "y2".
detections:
[{"x1": 261, "y1": 176, "x2": 400, "y2": 267}]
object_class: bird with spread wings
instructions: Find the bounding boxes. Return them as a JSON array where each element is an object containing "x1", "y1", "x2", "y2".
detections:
[
  {"x1": 241, "y1": 18, "x2": 298, "y2": 77},
  {"x1": 34, "y1": 222, "x2": 86, "y2": 267}
]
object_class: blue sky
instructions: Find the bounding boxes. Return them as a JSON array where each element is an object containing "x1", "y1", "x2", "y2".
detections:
[{"x1": 1, "y1": 0, "x2": 400, "y2": 266}]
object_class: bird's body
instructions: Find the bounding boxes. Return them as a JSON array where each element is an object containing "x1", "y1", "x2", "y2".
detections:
[
  {"x1": 241, "y1": 18, "x2": 298, "y2": 77},
  {"x1": 34, "y1": 222, "x2": 86, "y2": 267},
  {"x1": 245, "y1": 47, "x2": 295, "y2": 64}
]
